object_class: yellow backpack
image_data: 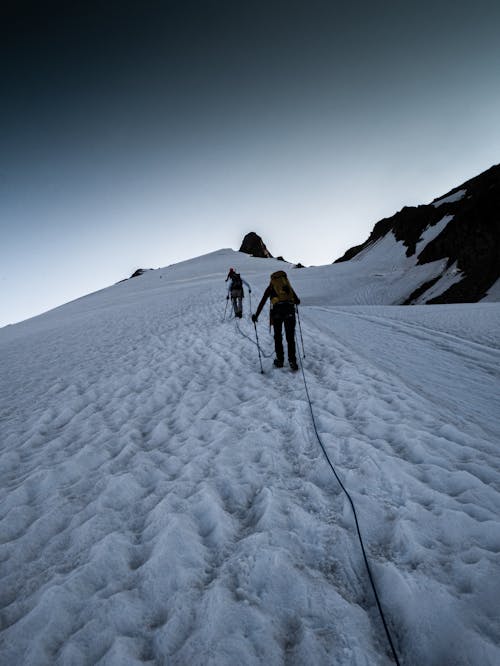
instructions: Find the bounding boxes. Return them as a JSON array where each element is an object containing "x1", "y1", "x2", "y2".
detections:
[{"x1": 269, "y1": 271, "x2": 293, "y2": 304}]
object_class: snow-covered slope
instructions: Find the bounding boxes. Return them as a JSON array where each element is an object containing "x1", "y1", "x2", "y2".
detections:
[
  {"x1": 1, "y1": 249, "x2": 500, "y2": 665},
  {"x1": 335, "y1": 163, "x2": 500, "y2": 304},
  {"x1": 299, "y1": 229, "x2": 461, "y2": 307}
]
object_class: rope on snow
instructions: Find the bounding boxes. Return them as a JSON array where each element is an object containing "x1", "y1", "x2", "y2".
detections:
[{"x1": 295, "y1": 327, "x2": 401, "y2": 666}]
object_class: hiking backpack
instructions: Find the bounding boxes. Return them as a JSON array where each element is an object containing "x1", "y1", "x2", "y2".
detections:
[
  {"x1": 231, "y1": 273, "x2": 243, "y2": 290},
  {"x1": 269, "y1": 271, "x2": 293, "y2": 304}
]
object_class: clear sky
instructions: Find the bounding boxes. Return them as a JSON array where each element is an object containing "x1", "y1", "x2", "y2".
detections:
[{"x1": 1, "y1": 0, "x2": 500, "y2": 327}]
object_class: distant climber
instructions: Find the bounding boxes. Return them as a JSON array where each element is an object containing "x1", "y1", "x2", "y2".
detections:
[
  {"x1": 226, "y1": 268, "x2": 251, "y2": 318},
  {"x1": 252, "y1": 270, "x2": 300, "y2": 370}
]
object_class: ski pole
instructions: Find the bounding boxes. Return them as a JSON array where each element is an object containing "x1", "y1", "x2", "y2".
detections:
[
  {"x1": 223, "y1": 296, "x2": 229, "y2": 322},
  {"x1": 253, "y1": 320, "x2": 264, "y2": 374},
  {"x1": 296, "y1": 305, "x2": 305, "y2": 358}
]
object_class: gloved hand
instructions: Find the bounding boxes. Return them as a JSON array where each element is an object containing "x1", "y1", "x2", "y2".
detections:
[
  {"x1": 226, "y1": 295, "x2": 229, "y2": 300},
  {"x1": 249, "y1": 289, "x2": 252, "y2": 293},
  {"x1": 251, "y1": 314, "x2": 258, "y2": 323},
  {"x1": 295, "y1": 298, "x2": 301, "y2": 305}
]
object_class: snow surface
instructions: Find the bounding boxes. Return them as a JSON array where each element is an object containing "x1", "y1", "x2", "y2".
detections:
[
  {"x1": 432, "y1": 189, "x2": 467, "y2": 207},
  {"x1": 301, "y1": 232, "x2": 449, "y2": 306},
  {"x1": 414, "y1": 261, "x2": 463, "y2": 303},
  {"x1": 415, "y1": 215, "x2": 454, "y2": 253},
  {"x1": 1, "y1": 249, "x2": 500, "y2": 665}
]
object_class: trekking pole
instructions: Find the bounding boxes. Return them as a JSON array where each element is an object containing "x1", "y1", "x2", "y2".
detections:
[
  {"x1": 296, "y1": 305, "x2": 306, "y2": 358},
  {"x1": 223, "y1": 297, "x2": 229, "y2": 322},
  {"x1": 252, "y1": 319, "x2": 265, "y2": 374}
]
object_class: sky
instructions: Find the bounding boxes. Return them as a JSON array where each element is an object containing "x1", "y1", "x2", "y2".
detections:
[{"x1": 1, "y1": 0, "x2": 500, "y2": 327}]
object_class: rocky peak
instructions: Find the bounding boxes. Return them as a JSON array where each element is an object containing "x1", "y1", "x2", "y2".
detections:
[{"x1": 239, "y1": 232, "x2": 273, "y2": 258}]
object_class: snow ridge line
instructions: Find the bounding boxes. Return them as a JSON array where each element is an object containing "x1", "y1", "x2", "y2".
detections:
[{"x1": 296, "y1": 343, "x2": 402, "y2": 666}]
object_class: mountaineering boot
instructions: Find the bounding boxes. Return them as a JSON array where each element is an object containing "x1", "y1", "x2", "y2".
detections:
[
  {"x1": 289, "y1": 360, "x2": 299, "y2": 371},
  {"x1": 273, "y1": 358, "x2": 284, "y2": 368}
]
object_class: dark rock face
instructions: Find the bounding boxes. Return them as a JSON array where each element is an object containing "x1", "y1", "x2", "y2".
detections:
[
  {"x1": 116, "y1": 268, "x2": 151, "y2": 283},
  {"x1": 335, "y1": 164, "x2": 500, "y2": 303},
  {"x1": 239, "y1": 232, "x2": 273, "y2": 258},
  {"x1": 419, "y1": 167, "x2": 500, "y2": 303},
  {"x1": 130, "y1": 269, "x2": 149, "y2": 278}
]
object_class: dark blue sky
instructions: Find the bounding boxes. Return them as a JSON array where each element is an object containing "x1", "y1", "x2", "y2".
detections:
[{"x1": 1, "y1": 0, "x2": 500, "y2": 325}]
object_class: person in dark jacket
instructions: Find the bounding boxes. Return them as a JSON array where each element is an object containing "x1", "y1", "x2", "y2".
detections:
[
  {"x1": 252, "y1": 271, "x2": 300, "y2": 370},
  {"x1": 225, "y1": 268, "x2": 251, "y2": 318}
]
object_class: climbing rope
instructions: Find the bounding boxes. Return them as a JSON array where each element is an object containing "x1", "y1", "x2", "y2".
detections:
[
  {"x1": 296, "y1": 330, "x2": 401, "y2": 666},
  {"x1": 230, "y1": 301, "x2": 401, "y2": 664},
  {"x1": 234, "y1": 319, "x2": 275, "y2": 358}
]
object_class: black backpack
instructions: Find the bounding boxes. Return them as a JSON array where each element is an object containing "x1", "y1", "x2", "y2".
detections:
[{"x1": 231, "y1": 273, "x2": 243, "y2": 289}]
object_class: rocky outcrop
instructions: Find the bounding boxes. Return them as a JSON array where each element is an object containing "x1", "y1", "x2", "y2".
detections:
[
  {"x1": 418, "y1": 166, "x2": 500, "y2": 303},
  {"x1": 239, "y1": 232, "x2": 273, "y2": 258},
  {"x1": 117, "y1": 268, "x2": 152, "y2": 283},
  {"x1": 335, "y1": 163, "x2": 500, "y2": 303},
  {"x1": 129, "y1": 269, "x2": 150, "y2": 278}
]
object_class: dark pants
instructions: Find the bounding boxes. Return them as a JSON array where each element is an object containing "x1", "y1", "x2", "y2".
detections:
[
  {"x1": 272, "y1": 302, "x2": 296, "y2": 363},
  {"x1": 231, "y1": 288, "x2": 243, "y2": 316}
]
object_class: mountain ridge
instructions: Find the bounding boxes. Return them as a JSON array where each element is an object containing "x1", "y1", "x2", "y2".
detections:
[{"x1": 335, "y1": 163, "x2": 500, "y2": 304}]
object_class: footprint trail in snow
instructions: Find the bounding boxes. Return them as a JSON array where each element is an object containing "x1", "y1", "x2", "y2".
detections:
[{"x1": 1, "y1": 250, "x2": 499, "y2": 665}]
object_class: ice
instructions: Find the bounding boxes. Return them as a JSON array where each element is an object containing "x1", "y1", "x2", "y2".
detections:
[{"x1": 1, "y1": 248, "x2": 499, "y2": 664}]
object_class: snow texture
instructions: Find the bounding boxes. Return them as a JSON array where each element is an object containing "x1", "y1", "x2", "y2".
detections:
[{"x1": 1, "y1": 249, "x2": 499, "y2": 665}]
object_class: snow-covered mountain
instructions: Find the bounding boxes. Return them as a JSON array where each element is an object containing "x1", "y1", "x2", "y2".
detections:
[
  {"x1": 335, "y1": 164, "x2": 500, "y2": 304},
  {"x1": 1, "y1": 249, "x2": 500, "y2": 665}
]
